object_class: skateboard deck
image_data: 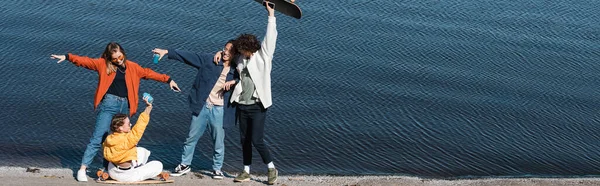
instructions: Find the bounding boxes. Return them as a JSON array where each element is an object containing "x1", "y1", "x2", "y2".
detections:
[
  {"x1": 254, "y1": 0, "x2": 302, "y2": 19},
  {"x1": 96, "y1": 179, "x2": 174, "y2": 184},
  {"x1": 96, "y1": 170, "x2": 172, "y2": 184}
]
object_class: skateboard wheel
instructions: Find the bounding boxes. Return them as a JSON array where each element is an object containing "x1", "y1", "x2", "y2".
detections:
[
  {"x1": 101, "y1": 172, "x2": 109, "y2": 180},
  {"x1": 96, "y1": 170, "x2": 104, "y2": 177},
  {"x1": 159, "y1": 172, "x2": 170, "y2": 181},
  {"x1": 290, "y1": 0, "x2": 295, "y2": 3}
]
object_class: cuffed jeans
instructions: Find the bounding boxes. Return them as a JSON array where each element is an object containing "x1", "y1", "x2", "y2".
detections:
[
  {"x1": 81, "y1": 94, "x2": 130, "y2": 167},
  {"x1": 237, "y1": 103, "x2": 273, "y2": 165},
  {"x1": 181, "y1": 103, "x2": 225, "y2": 171}
]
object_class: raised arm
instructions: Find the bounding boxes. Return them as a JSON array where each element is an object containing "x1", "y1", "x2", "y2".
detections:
[
  {"x1": 260, "y1": 3, "x2": 277, "y2": 58},
  {"x1": 152, "y1": 48, "x2": 207, "y2": 69},
  {"x1": 124, "y1": 97, "x2": 152, "y2": 148}
]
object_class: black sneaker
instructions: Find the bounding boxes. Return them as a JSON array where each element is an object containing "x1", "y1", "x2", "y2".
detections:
[
  {"x1": 171, "y1": 164, "x2": 190, "y2": 177},
  {"x1": 212, "y1": 170, "x2": 224, "y2": 180}
]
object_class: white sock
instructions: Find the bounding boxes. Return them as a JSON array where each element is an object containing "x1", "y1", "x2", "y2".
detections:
[
  {"x1": 244, "y1": 165, "x2": 250, "y2": 173},
  {"x1": 267, "y1": 162, "x2": 275, "y2": 169}
]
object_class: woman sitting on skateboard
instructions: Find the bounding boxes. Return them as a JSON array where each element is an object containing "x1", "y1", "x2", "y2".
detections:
[
  {"x1": 101, "y1": 95, "x2": 167, "y2": 182},
  {"x1": 50, "y1": 42, "x2": 180, "y2": 182}
]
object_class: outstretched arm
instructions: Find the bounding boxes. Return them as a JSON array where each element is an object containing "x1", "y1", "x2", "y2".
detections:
[
  {"x1": 152, "y1": 48, "x2": 206, "y2": 69},
  {"x1": 134, "y1": 62, "x2": 181, "y2": 92},
  {"x1": 50, "y1": 53, "x2": 102, "y2": 71}
]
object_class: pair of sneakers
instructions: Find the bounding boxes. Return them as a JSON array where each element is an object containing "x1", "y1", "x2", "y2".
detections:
[
  {"x1": 171, "y1": 164, "x2": 224, "y2": 180},
  {"x1": 234, "y1": 168, "x2": 278, "y2": 185}
]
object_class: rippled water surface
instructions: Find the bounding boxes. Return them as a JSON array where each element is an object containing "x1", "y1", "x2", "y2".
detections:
[{"x1": 1, "y1": 0, "x2": 600, "y2": 178}]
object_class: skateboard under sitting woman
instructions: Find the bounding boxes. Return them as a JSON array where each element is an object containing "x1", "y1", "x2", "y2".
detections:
[{"x1": 100, "y1": 95, "x2": 168, "y2": 182}]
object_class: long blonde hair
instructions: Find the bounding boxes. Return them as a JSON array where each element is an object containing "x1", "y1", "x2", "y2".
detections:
[{"x1": 102, "y1": 42, "x2": 127, "y2": 75}]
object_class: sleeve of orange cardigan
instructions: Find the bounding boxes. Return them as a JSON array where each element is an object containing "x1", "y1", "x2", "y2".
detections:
[
  {"x1": 67, "y1": 53, "x2": 102, "y2": 71},
  {"x1": 133, "y1": 62, "x2": 171, "y2": 83}
]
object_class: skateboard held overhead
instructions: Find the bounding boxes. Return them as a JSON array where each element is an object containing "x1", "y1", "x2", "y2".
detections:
[{"x1": 254, "y1": 0, "x2": 302, "y2": 19}]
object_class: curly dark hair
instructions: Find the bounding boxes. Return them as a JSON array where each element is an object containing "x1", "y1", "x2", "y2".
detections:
[
  {"x1": 234, "y1": 34, "x2": 261, "y2": 54},
  {"x1": 110, "y1": 114, "x2": 128, "y2": 132}
]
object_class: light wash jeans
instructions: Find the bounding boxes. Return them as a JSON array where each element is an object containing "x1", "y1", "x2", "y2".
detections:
[
  {"x1": 81, "y1": 94, "x2": 129, "y2": 167},
  {"x1": 181, "y1": 103, "x2": 225, "y2": 171}
]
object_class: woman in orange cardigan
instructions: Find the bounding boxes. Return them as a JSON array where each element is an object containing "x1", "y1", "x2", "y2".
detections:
[{"x1": 50, "y1": 42, "x2": 180, "y2": 182}]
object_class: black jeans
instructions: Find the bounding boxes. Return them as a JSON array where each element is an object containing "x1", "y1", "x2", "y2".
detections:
[{"x1": 237, "y1": 104, "x2": 273, "y2": 165}]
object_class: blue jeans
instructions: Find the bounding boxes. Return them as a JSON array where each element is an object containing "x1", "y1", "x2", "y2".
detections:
[
  {"x1": 181, "y1": 103, "x2": 225, "y2": 171},
  {"x1": 81, "y1": 94, "x2": 129, "y2": 167}
]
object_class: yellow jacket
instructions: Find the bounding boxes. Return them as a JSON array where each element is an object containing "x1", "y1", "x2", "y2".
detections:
[{"x1": 102, "y1": 112, "x2": 150, "y2": 164}]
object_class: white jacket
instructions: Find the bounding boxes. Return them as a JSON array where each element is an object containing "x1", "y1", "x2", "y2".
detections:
[{"x1": 231, "y1": 16, "x2": 277, "y2": 108}]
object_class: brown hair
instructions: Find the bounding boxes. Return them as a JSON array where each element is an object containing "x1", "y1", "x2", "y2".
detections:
[
  {"x1": 234, "y1": 34, "x2": 260, "y2": 54},
  {"x1": 225, "y1": 39, "x2": 238, "y2": 65},
  {"x1": 110, "y1": 114, "x2": 128, "y2": 132},
  {"x1": 101, "y1": 42, "x2": 127, "y2": 75},
  {"x1": 225, "y1": 39, "x2": 237, "y2": 54}
]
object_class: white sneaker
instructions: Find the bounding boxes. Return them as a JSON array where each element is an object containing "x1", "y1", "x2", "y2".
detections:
[
  {"x1": 212, "y1": 170, "x2": 224, "y2": 180},
  {"x1": 76, "y1": 169, "x2": 88, "y2": 182}
]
